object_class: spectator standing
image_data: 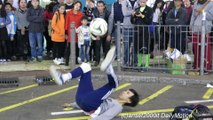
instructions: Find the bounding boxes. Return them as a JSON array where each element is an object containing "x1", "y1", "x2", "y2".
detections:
[
  {"x1": 184, "y1": 0, "x2": 193, "y2": 25},
  {"x1": 15, "y1": 0, "x2": 30, "y2": 60},
  {"x1": 27, "y1": 0, "x2": 45, "y2": 62},
  {"x1": 65, "y1": 0, "x2": 74, "y2": 12},
  {"x1": 150, "y1": 0, "x2": 164, "y2": 58},
  {"x1": 65, "y1": 1, "x2": 83, "y2": 66},
  {"x1": 190, "y1": 0, "x2": 213, "y2": 72},
  {"x1": 161, "y1": 1, "x2": 174, "y2": 50},
  {"x1": 5, "y1": 3, "x2": 17, "y2": 61},
  {"x1": 51, "y1": 4, "x2": 66, "y2": 65},
  {"x1": 76, "y1": 16, "x2": 91, "y2": 63},
  {"x1": 108, "y1": 0, "x2": 124, "y2": 53},
  {"x1": 4, "y1": 0, "x2": 16, "y2": 11},
  {"x1": 131, "y1": 0, "x2": 153, "y2": 67},
  {"x1": 166, "y1": 0, "x2": 187, "y2": 54},
  {"x1": 121, "y1": 0, "x2": 139, "y2": 65},
  {"x1": 83, "y1": 0, "x2": 94, "y2": 23},
  {"x1": 0, "y1": 1, "x2": 11, "y2": 62},
  {"x1": 43, "y1": 5, "x2": 53, "y2": 58},
  {"x1": 53, "y1": 0, "x2": 64, "y2": 13},
  {"x1": 92, "y1": 0, "x2": 111, "y2": 66}
]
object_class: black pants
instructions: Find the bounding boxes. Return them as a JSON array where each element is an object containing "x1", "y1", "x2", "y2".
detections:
[
  {"x1": 0, "y1": 40, "x2": 7, "y2": 59},
  {"x1": 89, "y1": 40, "x2": 95, "y2": 61},
  {"x1": 43, "y1": 27, "x2": 52, "y2": 53},
  {"x1": 0, "y1": 27, "x2": 8, "y2": 59},
  {"x1": 93, "y1": 38, "x2": 110, "y2": 63},
  {"x1": 17, "y1": 31, "x2": 30, "y2": 58},
  {"x1": 65, "y1": 42, "x2": 79, "y2": 65},
  {"x1": 52, "y1": 41, "x2": 65, "y2": 59},
  {"x1": 6, "y1": 39, "x2": 16, "y2": 59},
  {"x1": 101, "y1": 38, "x2": 111, "y2": 58},
  {"x1": 94, "y1": 40, "x2": 101, "y2": 63}
]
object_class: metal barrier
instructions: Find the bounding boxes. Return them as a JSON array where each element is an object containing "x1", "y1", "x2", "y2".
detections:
[
  {"x1": 115, "y1": 23, "x2": 213, "y2": 75},
  {"x1": 69, "y1": 21, "x2": 213, "y2": 76}
]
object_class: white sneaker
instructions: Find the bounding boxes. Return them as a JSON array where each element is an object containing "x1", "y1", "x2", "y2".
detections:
[
  {"x1": 49, "y1": 65, "x2": 64, "y2": 85},
  {"x1": 77, "y1": 57, "x2": 82, "y2": 64},
  {"x1": 100, "y1": 46, "x2": 116, "y2": 71},
  {"x1": 58, "y1": 58, "x2": 65, "y2": 65},
  {"x1": 53, "y1": 58, "x2": 61, "y2": 65}
]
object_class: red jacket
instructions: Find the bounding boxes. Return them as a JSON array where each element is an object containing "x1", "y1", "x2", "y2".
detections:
[{"x1": 65, "y1": 9, "x2": 83, "y2": 42}]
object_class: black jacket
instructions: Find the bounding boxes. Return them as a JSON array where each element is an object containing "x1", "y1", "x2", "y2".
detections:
[
  {"x1": 131, "y1": 6, "x2": 153, "y2": 25},
  {"x1": 93, "y1": 8, "x2": 110, "y2": 23},
  {"x1": 165, "y1": 7, "x2": 187, "y2": 34}
]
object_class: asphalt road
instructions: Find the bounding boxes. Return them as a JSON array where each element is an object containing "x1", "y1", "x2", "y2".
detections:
[{"x1": 0, "y1": 74, "x2": 213, "y2": 120}]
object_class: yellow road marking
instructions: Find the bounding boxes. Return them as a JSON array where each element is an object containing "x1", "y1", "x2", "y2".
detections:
[
  {"x1": 0, "y1": 84, "x2": 38, "y2": 95},
  {"x1": 203, "y1": 88, "x2": 213, "y2": 99},
  {"x1": 63, "y1": 107, "x2": 74, "y2": 111},
  {"x1": 48, "y1": 108, "x2": 174, "y2": 120},
  {"x1": 139, "y1": 85, "x2": 173, "y2": 105},
  {"x1": 115, "y1": 83, "x2": 131, "y2": 91},
  {"x1": 0, "y1": 85, "x2": 78, "y2": 113}
]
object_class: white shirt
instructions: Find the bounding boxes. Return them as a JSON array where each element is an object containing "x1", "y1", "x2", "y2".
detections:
[{"x1": 153, "y1": 8, "x2": 161, "y2": 23}]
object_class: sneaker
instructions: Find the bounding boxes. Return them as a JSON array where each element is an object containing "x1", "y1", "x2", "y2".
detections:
[
  {"x1": 100, "y1": 46, "x2": 116, "y2": 71},
  {"x1": 29, "y1": 57, "x2": 36, "y2": 62},
  {"x1": 58, "y1": 58, "x2": 65, "y2": 65},
  {"x1": 37, "y1": 56, "x2": 43, "y2": 62},
  {"x1": 53, "y1": 58, "x2": 61, "y2": 65},
  {"x1": 49, "y1": 65, "x2": 64, "y2": 85},
  {"x1": 77, "y1": 57, "x2": 82, "y2": 64}
]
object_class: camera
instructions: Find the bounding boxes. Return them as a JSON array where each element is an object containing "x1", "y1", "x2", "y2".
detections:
[{"x1": 135, "y1": 10, "x2": 140, "y2": 15}]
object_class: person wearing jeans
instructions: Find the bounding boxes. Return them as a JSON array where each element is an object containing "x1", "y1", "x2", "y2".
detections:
[
  {"x1": 27, "y1": 0, "x2": 44, "y2": 62},
  {"x1": 76, "y1": 16, "x2": 91, "y2": 63},
  {"x1": 50, "y1": 46, "x2": 139, "y2": 119},
  {"x1": 79, "y1": 40, "x2": 90, "y2": 62},
  {"x1": 28, "y1": 32, "x2": 43, "y2": 60}
]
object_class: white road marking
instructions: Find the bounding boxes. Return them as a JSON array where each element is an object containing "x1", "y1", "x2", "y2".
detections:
[{"x1": 51, "y1": 110, "x2": 84, "y2": 115}]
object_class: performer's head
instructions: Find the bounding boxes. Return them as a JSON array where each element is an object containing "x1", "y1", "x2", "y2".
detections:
[{"x1": 118, "y1": 89, "x2": 139, "y2": 107}]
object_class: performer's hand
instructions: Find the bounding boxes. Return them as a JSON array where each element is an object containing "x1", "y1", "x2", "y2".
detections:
[{"x1": 62, "y1": 103, "x2": 71, "y2": 108}]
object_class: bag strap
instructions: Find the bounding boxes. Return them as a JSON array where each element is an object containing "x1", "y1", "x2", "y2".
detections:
[{"x1": 194, "y1": 0, "x2": 210, "y2": 17}]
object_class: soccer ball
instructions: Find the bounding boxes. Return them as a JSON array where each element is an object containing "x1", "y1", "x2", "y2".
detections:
[{"x1": 90, "y1": 18, "x2": 108, "y2": 38}]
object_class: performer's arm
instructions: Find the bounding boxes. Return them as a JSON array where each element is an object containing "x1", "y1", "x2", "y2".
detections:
[{"x1": 91, "y1": 103, "x2": 122, "y2": 120}]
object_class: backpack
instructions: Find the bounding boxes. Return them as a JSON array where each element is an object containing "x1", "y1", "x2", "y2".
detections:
[{"x1": 170, "y1": 104, "x2": 213, "y2": 120}]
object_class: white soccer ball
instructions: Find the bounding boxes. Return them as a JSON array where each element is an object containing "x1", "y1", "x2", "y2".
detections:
[{"x1": 90, "y1": 18, "x2": 108, "y2": 37}]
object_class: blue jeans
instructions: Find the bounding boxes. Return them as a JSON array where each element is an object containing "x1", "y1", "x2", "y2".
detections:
[
  {"x1": 123, "y1": 28, "x2": 133, "y2": 65},
  {"x1": 29, "y1": 32, "x2": 43, "y2": 58},
  {"x1": 69, "y1": 66, "x2": 117, "y2": 112},
  {"x1": 80, "y1": 40, "x2": 90, "y2": 62}
]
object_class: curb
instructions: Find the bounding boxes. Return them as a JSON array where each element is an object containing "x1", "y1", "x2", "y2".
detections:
[{"x1": 92, "y1": 74, "x2": 212, "y2": 86}]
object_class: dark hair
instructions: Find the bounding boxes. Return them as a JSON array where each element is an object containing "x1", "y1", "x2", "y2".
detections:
[
  {"x1": 18, "y1": 0, "x2": 27, "y2": 4},
  {"x1": 55, "y1": 3, "x2": 65, "y2": 23},
  {"x1": 81, "y1": 16, "x2": 88, "y2": 21},
  {"x1": 153, "y1": 0, "x2": 164, "y2": 11},
  {"x1": 4, "y1": 3, "x2": 13, "y2": 9},
  {"x1": 73, "y1": 1, "x2": 82, "y2": 9},
  {"x1": 124, "y1": 89, "x2": 139, "y2": 107},
  {"x1": 27, "y1": 1, "x2": 32, "y2": 8},
  {"x1": 97, "y1": 0, "x2": 105, "y2": 6},
  {"x1": 0, "y1": 1, "x2": 7, "y2": 17}
]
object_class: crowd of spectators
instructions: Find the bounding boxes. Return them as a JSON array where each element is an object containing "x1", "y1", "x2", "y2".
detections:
[{"x1": 0, "y1": 0, "x2": 212, "y2": 71}]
